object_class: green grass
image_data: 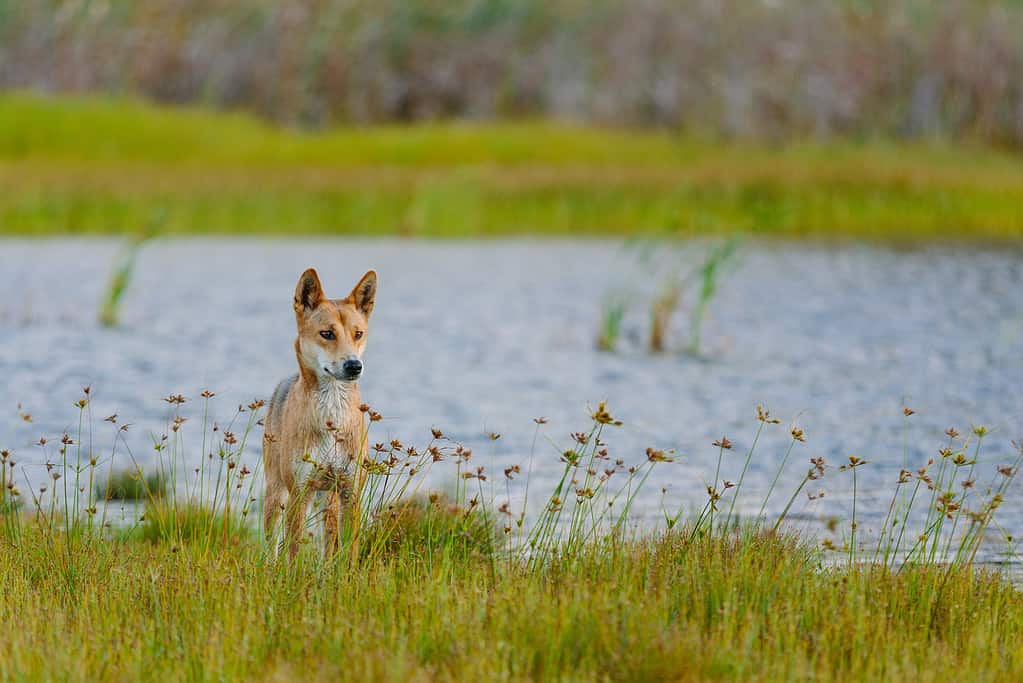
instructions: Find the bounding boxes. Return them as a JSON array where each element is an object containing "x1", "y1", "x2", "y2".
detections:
[
  {"x1": 99, "y1": 467, "x2": 166, "y2": 502},
  {"x1": 3, "y1": 390, "x2": 1023, "y2": 680},
  {"x1": 3, "y1": 518, "x2": 1023, "y2": 681},
  {"x1": 130, "y1": 500, "x2": 251, "y2": 547},
  {"x1": 3, "y1": 93, "x2": 1023, "y2": 241}
]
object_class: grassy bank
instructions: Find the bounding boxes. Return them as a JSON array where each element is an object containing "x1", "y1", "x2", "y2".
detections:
[
  {"x1": 4, "y1": 524, "x2": 1023, "y2": 681},
  {"x1": 2, "y1": 94, "x2": 1023, "y2": 241},
  {"x1": 3, "y1": 390, "x2": 1023, "y2": 680}
]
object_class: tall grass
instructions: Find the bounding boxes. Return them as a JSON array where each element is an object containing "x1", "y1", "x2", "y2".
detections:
[
  {"x1": 4, "y1": 1, "x2": 1023, "y2": 145},
  {"x1": 1, "y1": 387, "x2": 1022, "y2": 679}
]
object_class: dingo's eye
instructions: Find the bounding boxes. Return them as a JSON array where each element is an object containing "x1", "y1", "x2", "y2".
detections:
[
  {"x1": 354, "y1": 330, "x2": 364, "y2": 340},
  {"x1": 319, "y1": 330, "x2": 336, "y2": 341}
]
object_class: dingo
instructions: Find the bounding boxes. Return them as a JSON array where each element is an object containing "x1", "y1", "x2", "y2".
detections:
[{"x1": 263, "y1": 268, "x2": 377, "y2": 558}]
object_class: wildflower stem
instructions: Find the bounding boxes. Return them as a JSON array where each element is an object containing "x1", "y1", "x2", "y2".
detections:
[
  {"x1": 758, "y1": 436, "x2": 797, "y2": 522},
  {"x1": 773, "y1": 470, "x2": 811, "y2": 534},
  {"x1": 724, "y1": 420, "x2": 765, "y2": 532}
]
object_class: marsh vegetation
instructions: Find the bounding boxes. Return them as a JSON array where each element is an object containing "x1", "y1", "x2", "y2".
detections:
[
  {"x1": 2, "y1": 388, "x2": 1023, "y2": 680},
  {"x1": 6, "y1": 1, "x2": 1023, "y2": 146}
]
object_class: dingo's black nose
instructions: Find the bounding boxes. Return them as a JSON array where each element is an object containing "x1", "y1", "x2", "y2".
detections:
[{"x1": 342, "y1": 359, "x2": 363, "y2": 379}]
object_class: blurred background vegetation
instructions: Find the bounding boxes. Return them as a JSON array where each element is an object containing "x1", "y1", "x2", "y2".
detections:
[
  {"x1": 1, "y1": 0, "x2": 1022, "y2": 240},
  {"x1": 5, "y1": 0, "x2": 1023, "y2": 140}
]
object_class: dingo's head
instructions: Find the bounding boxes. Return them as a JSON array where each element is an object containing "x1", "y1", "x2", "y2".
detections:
[{"x1": 293, "y1": 268, "x2": 377, "y2": 384}]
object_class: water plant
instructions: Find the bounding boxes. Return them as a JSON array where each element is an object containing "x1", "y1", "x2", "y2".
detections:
[
  {"x1": 97, "y1": 226, "x2": 156, "y2": 327},
  {"x1": 687, "y1": 236, "x2": 741, "y2": 354},
  {"x1": 649, "y1": 276, "x2": 683, "y2": 353},
  {"x1": 602, "y1": 236, "x2": 742, "y2": 354},
  {"x1": 596, "y1": 291, "x2": 628, "y2": 351}
]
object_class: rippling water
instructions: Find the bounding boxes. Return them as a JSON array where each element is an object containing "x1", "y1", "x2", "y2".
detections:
[{"x1": 2, "y1": 238, "x2": 1022, "y2": 561}]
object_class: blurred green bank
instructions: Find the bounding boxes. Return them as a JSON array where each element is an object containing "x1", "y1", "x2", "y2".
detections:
[{"x1": 2, "y1": 94, "x2": 1022, "y2": 242}]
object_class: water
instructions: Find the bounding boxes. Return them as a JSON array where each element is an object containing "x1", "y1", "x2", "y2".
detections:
[{"x1": 2, "y1": 238, "x2": 1022, "y2": 563}]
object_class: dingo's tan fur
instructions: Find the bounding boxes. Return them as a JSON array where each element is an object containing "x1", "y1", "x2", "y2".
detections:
[{"x1": 262, "y1": 268, "x2": 377, "y2": 558}]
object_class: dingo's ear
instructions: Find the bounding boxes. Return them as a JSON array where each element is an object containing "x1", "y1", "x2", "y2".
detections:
[
  {"x1": 294, "y1": 268, "x2": 324, "y2": 312},
  {"x1": 349, "y1": 270, "x2": 377, "y2": 317}
]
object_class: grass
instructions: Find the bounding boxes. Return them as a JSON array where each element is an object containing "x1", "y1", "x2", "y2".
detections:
[
  {"x1": 5, "y1": 522, "x2": 1023, "y2": 681},
  {"x1": 99, "y1": 467, "x2": 166, "y2": 502},
  {"x1": 2, "y1": 387, "x2": 1023, "y2": 680},
  {"x1": 3, "y1": 93, "x2": 1023, "y2": 241},
  {"x1": 131, "y1": 500, "x2": 251, "y2": 547}
]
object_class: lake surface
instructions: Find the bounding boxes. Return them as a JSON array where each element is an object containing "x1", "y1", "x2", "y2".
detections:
[{"x1": 2, "y1": 238, "x2": 1022, "y2": 562}]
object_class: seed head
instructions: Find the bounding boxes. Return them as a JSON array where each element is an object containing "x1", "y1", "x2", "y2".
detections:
[
  {"x1": 808, "y1": 457, "x2": 826, "y2": 480},
  {"x1": 712, "y1": 436, "x2": 733, "y2": 450},
  {"x1": 590, "y1": 401, "x2": 622, "y2": 426},
  {"x1": 645, "y1": 447, "x2": 674, "y2": 463},
  {"x1": 756, "y1": 405, "x2": 780, "y2": 424}
]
